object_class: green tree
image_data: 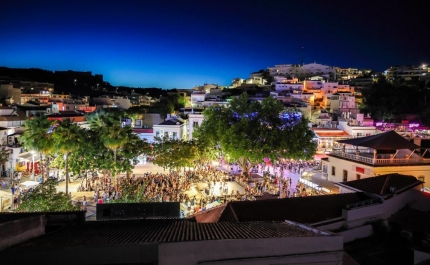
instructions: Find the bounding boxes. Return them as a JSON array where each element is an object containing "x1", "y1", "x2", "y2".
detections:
[
  {"x1": 86, "y1": 110, "x2": 149, "y2": 179},
  {"x1": 362, "y1": 76, "x2": 424, "y2": 120},
  {"x1": 151, "y1": 136, "x2": 196, "y2": 171},
  {"x1": 17, "y1": 179, "x2": 79, "y2": 212},
  {"x1": 19, "y1": 115, "x2": 54, "y2": 181},
  {"x1": 52, "y1": 119, "x2": 83, "y2": 195},
  {"x1": 189, "y1": 138, "x2": 218, "y2": 170},
  {"x1": 195, "y1": 94, "x2": 316, "y2": 175},
  {"x1": 0, "y1": 147, "x2": 11, "y2": 176}
]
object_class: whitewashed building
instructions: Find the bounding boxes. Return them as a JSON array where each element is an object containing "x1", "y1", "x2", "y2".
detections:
[
  {"x1": 322, "y1": 131, "x2": 430, "y2": 189},
  {"x1": 153, "y1": 116, "x2": 188, "y2": 141},
  {"x1": 188, "y1": 113, "x2": 204, "y2": 140}
]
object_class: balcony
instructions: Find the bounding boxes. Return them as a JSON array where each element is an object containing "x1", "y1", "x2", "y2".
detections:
[{"x1": 330, "y1": 149, "x2": 430, "y2": 166}]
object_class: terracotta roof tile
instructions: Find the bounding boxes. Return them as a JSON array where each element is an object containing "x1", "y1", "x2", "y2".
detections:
[{"x1": 191, "y1": 204, "x2": 227, "y2": 223}]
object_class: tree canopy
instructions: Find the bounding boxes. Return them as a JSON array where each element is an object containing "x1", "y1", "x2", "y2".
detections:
[
  {"x1": 19, "y1": 115, "x2": 55, "y2": 180},
  {"x1": 18, "y1": 179, "x2": 79, "y2": 212},
  {"x1": 194, "y1": 94, "x2": 316, "y2": 174},
  {"x1": 361, "y1": 76, "x2": 427, "y2": 122}
]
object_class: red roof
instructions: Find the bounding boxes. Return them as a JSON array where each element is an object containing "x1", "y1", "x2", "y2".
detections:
[
  {"x1": 192, "y1": 204, "x2": 227, "y2": 223},
  {"x1": 133, "y1": 128, "x2": 153, "y2": 133},
  {"x1": 314, "y1": 131, "x2": 350, "y2": 137}
]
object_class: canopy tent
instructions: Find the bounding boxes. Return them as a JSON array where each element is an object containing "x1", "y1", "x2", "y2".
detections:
[
  {"x1": 18, "y1": 152, "x2": 40, "y2": 161},
  {"x1": 336, "y1": 130, "x2": 419, "y2": 150},
  {"x1": 0, "y1": 190, "x2": 12, "y2": 212}
]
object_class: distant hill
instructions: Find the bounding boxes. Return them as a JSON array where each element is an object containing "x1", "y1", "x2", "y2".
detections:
[{"x1": 0, "y1": 66, "x2": 167, "y2": 97}]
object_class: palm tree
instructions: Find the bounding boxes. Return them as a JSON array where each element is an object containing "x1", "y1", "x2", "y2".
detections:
[
  {"x1": 86, "y1": 109, "x2": 107, "y2": 131},
  {"x1": 87, "y1": 110, "x2": 129, "y2": 179},
  {"x1": 52, "y1": 118, "x2": 83, "y2": 195},
  {"x1": 100, "y1": 121, "x2": 129, "y2": 177},
  {"x1": 19, "y1": 115, "x2": 54, "y2": 182}
]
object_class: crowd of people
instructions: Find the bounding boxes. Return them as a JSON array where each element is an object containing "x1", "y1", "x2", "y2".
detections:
[
  {"x1": 2, "y1": 158, "x2": 321, "y2": 215},
  {"x1": 78, "y1": 159, "x2": 322, "y2": 215}
]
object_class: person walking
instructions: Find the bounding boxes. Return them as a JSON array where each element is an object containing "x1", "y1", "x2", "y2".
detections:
[{"x1": 82, "y1": 196, "x2": 88, "y2": 211}]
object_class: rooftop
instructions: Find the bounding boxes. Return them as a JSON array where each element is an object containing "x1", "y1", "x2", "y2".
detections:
[
  {"x1": 157, "y1": 118, "x2": 184, "y2": 126},
  {"x1": 337, "y1": 173, "x2": 423, "y2": 197},
  {"x1": 7, "y1": 219, "x2": 329, "y2": 251},
  {"x1": 329, "y1": 149, "x2": 430, "y2": 166},
  {"x1": 194, "y1": 193, "x2": 370, "y2": 224},
  {"x1": 133, "y1": 128, "x2": 154, "y2": 134}
]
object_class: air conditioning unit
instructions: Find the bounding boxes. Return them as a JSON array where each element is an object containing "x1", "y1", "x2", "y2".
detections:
[
  {"x1": 46, "y1": 108, "x2": 51, "y2": 114},
  {"x1": 7, "y1": 136, "x2": 14, "y2": 145}
]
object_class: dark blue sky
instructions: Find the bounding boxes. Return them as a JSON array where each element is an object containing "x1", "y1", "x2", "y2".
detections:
[{"x1": 1, "y1": 0, "x2": 428, "y2": 89}]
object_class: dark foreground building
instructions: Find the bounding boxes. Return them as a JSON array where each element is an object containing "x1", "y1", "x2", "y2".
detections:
[{"x1": 1, "y1": 217, "x2": 343, "y2": 265}]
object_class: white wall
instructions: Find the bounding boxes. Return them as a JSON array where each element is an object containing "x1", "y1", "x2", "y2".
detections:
[
  {"x1": 159, "y1": 236, "x2": 343, "y2": 265},
  {"x1": 325, "y1": 155, "x2": 375, "y2": 182},
  {"x1": 153, "y1": 122, "x2": 188, "y2": 141},
  {"x1": 324, "y1": 155, "x2": 430, "y2": 184},
  {"x1": 188, "y1": 114, "x2": 204, "y2": 140}
]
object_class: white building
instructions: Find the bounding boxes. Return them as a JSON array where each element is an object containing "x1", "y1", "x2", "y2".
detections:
[
  {"x1": 275, "y1": 82, "x2": 303, "y2": 92},
  {"x1": 335, "y1": 67, "x2": 359, "y2": 80},
  {"x1": 244, "y1": 72, "x2": 267, "y2": 85},
  {"x1": 229, "y1": 78, "x2": 244, "y2": 88},
  {"x1": 153, "y1": 116, "x2": 188, "y2": 141},
  {"x1": 328, "y1": 92, "x2": 357, "y2": 114},
  {"x1": 190, "y1": 91, "x2": 206, "y2": 108},
  {"x1": 303, "y1": 80, "x2": 323, "y2": 91},
  {"x1": 322, "y1": 131, "x2": 430, "y2": 188},
  {"x1": 337, "y1": 113, "x2": 376, "y2": 138},
  {"x1": 385, "y1": 64, "x2": 428, "y2": 81},
  {"x1": 188, "y1": 113, "x2": 204, "y2": 140},
  {"x1": 312, "y1": 128, "x2": 351, "y2": 152},
  {"x1": 268, "y1": 63, "x2": 336, "y2": 80}
]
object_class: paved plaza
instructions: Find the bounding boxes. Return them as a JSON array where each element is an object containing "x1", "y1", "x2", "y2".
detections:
[{"x1": 2, "y1": 161, "x2": 326, "y2": 220}]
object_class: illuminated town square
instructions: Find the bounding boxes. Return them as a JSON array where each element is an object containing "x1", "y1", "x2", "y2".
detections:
[{"x1": 1, "y1": 0, "x2": 430, "y2": 264}]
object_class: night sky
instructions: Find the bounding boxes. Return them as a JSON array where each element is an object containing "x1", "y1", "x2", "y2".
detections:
[{"x1": 1, "y1": 0, "x2": 428, "y2": 89}]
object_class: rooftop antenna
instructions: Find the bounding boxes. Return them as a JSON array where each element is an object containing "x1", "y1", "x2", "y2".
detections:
[{"x1": 301, "y1": 47, "x2": 304, "y2": 66}]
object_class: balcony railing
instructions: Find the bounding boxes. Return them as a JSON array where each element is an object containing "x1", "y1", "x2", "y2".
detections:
[{"x1": 330, "y1": 149, "x2": 430, "y2": 165}]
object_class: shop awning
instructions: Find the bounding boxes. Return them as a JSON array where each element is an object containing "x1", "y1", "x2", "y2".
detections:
[{"x1": 18, "y1": 152, "x2": 40, "y2": 161}]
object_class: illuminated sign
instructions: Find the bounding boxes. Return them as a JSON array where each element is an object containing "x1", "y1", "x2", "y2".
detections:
[{"x1": 356, "y1": 167, "x2": 365, "y2": 174}]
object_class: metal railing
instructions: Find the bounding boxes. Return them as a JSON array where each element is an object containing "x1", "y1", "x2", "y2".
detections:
[{"x1": 331, "y1": 150, "x2": 429, "y2": 165}]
